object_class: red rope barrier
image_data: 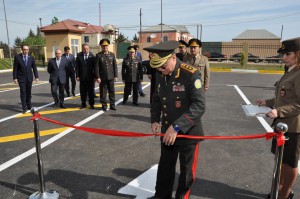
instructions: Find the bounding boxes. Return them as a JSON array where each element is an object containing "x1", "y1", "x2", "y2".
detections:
[{"x1": 30, "y1": 113, "x2": 285, "y2": 146}]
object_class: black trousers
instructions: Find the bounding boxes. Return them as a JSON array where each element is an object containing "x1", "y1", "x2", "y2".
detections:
[
  {"x1": 154, "y1": 143, "x2": 199, "y2": 199},
  {"x1": 51, "y1": 80, "x2": 65, "y2": 104},
  {"x1": 80, "y1": 80, "x2": 94, "y2": 106},
  {"x1": 100, "y1": 79, "x2": 115, "y2": 107},
  {"x1": 123, "y1": 82, "x2": 138, "y2": 103},
  {"x1": 19, "y1": 81, "x2": 32, "y2": 110},
  {"x1": 65, "y1": 68, "x2": 76, "y2": 94}
]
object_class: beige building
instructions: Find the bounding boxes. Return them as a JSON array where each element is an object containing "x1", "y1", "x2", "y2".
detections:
[{"x1": 40, "y1": 19, "x2": 116, "y2": 60}]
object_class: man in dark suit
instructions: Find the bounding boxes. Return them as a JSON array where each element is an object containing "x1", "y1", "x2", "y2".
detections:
[
  {"x1": 62, "y1": 46, "x2": 76, "y2": 97},
  {"x1": 13, "y1": 44, "x2": 39, "y2": 114},
  {"x1": 76, "y1": 44, "x2": 99, "y2": 109},
  {"x1": 145, "y1": 41, "x2": 206, "y2": 199},
  {"x1": 47, "y1": 49, "x2": 67, "y2": 108},
  {"x1": 95, "y1": 39, "x2": 118, "y2": 111}
]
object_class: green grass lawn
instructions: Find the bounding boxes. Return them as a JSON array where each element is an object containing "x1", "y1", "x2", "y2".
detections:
[
  {"x1": 0, "y1": 58, "x2": 46, "y2": 70},
  {"x1": 0, "y1": 58, "x2": 13, "y2": 69}
]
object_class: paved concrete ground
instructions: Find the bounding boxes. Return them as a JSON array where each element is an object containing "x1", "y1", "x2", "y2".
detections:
[{"x1": 0, "y1": 68, "x2": 299, "y2": 199}]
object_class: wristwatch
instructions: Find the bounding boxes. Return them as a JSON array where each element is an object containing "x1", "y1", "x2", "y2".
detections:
[{"x1": 173, "y1": 124, "x2": 180, "y2": 133}]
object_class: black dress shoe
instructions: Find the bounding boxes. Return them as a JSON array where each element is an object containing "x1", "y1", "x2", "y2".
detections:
[
  {"x1": 140, "y1": 93, "x2": 146, "y2": 97},
  {"x1": 122, "y1": 100, "x2": 126, "y2": 105},
  {"x1": 72, "y1": 92, "x2": 75, "y2": 96},
  {"x1": 80, "y1": 105, "x2": 87, "y2": 109},
  {"x1": 102, "y1": 106, "x2": 107, "y2": 111},
  {"x1": 22, "y1": 110, "x2": 27, "y2": 114},
  {"x1": 52, "y1": 103, "x2": 58, "y2": 108},
  {"x1": 110, "y1": 105, "x2": 116, "y2": 110},
  {"x1": 133, "y1": 102, "x2": 139, "y2": 106},
  {"x1": 90, "y1": 105, "x2": 95, "y2": 109},
  {"x1": 27, "y1": 105, "x2": 32, "y2": 110},
  {"x1": 66, "y1": 93, "x2": 70, "y2": 97},
  {"x1": 60, "y1": 103, "x2": 66, "y2": 109}
]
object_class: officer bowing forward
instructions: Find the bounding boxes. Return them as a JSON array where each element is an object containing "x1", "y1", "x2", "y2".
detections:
[
  {"x1": 144, "y1": 41, "x2": 206, "y2": 199},
  {"x1": 122, "y1": 46, "x2": 143, "y2": 105}
]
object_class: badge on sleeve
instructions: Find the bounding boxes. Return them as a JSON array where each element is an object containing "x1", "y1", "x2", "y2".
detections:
[
  {"x1": 175, "y1": 100, "x2": 181, "y2": 108},
  {"x1": 194, "y1": 79, "x2": 202, "y2": 89}
]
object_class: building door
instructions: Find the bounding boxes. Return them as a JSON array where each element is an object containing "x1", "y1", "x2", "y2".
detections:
[{"x1": 71, "y1": 39, "x2": 79, "y2": 57}]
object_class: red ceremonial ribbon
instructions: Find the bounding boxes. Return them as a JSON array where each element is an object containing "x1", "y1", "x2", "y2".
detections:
[{"x1": 30, "y1": 113, "x2": 284, "y2": 146}]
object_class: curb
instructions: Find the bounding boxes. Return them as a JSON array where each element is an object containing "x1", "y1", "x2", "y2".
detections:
[{"x1": 210, "y1": 68, "x2": 284, "y2": 74}]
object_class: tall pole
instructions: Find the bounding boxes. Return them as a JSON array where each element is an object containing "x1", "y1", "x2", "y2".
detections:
[
  {"x1": 3, "y1": 0, "x2": 13, "y2": 68},
  {"x1": 99, "y1": 2, "x2": 101, "y2": 27},
  {"x1": 39, "y1": 18, "x2": 42, "y2": 28},
  {"x1": 200, "y1": 24, "x2": 203, "y2": 41},
  {"x1": 139, "y1": 8, "x2": 142, "y2": 44},
  {"x1": 197, "y1": 25, "x2": 199, "y2": 39},
  {"x1": 280, "y1": 25, "x2": 283, "y2": 40},
  {"x1": 160, "y1": 0, "x2": 163, "y2": 42}
]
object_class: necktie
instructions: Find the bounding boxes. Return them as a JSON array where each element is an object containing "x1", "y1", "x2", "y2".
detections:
[
  {"x1": 84, "y1": 54, "x2": 87, "y2": 63},
  {"x1": 24, "y1": 56, "x2": 28, "y2": 67}
]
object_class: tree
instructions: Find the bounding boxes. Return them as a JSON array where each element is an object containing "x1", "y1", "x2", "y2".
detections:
[
  {"x1": 115, "y1": 32, "x2": 126, "y2": 43},
  {"x1": 14, "y1": 37, "x2": 23, "y2": 47},
  {"x1": 22, "y1": 36, "x2": 45, "y2": 46},
  {"x1": 132, "y1": 34, "x2": 139, "y2": 43},
  {"x1": 36, "y1": 25, "x2": 41, "y2": 36},
  {"x1": 52, "y1": 17, "x2": 59, "y2": 24},
  {"x1": 28, "y1": 29, "x2": 35, "y2": 38}
]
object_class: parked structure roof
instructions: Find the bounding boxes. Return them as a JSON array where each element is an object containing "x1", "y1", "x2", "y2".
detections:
[
  {"x1": 233, "y1": 29, "x2": 281, "y2": 40},
  {"x1": 141, "y1": 24, "x2": 189, "y2": 33}
]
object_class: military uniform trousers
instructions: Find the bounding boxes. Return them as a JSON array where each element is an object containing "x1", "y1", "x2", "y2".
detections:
[
  {"x1": 65, "y1": 67, "x2": 76, "y2": 95},
  {"x1": 154, "y1": 143, "x2": 199, "y2": 199},
  {"x1": 51, "y1": 79, "x2": 65, "y2": 104},
  {"x1": 100, "y1": 79, "x2": 115, "y2": 108},
  {"x1": 80, "y1": 80, "x2": 94, "y2": 106},
  {"x1": 19, "y1": 81, "x2": 32, "y2": 110},
  {"x1": 123, "y1": 82, "x2": 139, "y2": 103}
]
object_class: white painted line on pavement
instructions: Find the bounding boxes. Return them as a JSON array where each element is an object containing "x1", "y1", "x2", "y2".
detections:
[
  {"x1": 230, "y1": 84, "x2": 273, "y2": 132},
  {"x1": 230, "y1": 85, "x2": 300, "y2": 174},
  {"x1": 118, "y1": 164, "x2": 157, "y2": 199},
  {"x1": 0, "y1": 81, "x2": 48, "y2": 93},
  {"x1": 0, "y1": 83, "x2": 151, "y2": 172}
]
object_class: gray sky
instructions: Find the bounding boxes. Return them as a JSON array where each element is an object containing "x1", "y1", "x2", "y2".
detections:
[{"x1": 1, "y1": 0, "x2": 300, "y2": 46}]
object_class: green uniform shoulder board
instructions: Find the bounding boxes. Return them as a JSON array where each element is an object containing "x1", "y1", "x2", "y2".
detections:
[{"x1": 180, "y1": 63, "x2": 197, "y2": 74}]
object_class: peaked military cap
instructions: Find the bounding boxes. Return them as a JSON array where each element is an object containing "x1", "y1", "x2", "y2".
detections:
[
  {"x1": 277, "y1": 37, "x2": 300, "y2": 54},
  {"x1": 99, "y1": 39, "x2": 110, "y2": 46},
  {"x1": 127, "y1": 46, "x2": 136, "y2": 52},
  {"x1": 188, "y1": 38, "x2": 202, "y2": 47},
  {"x1": 178, "y1": 40, "x2": 189, "y2": 47},
  {"x1": 144, "y1": 40, "x2": 179, "y2": 68}
]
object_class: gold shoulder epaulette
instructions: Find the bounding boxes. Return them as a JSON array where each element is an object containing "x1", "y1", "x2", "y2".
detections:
[{"x1": 180, "y1": 64, "x2": 197, "y2": 74}]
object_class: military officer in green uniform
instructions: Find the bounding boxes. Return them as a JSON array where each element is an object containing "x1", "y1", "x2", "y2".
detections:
[
  {"x1": 122, "y1": 46, "x2": 143, "y2": 105},
  {"x1": 145, "y1": 40, "x2": 206, "y2": 199},
  {"x1": 95, "y1": 39, "x2": 118, "y2": 111},
  {"x1": 176, "y1": 40, "x2": 190, "y2": 62},
  {"x1": 184, "y1": 38, "x2": 210, "y2": 92}
]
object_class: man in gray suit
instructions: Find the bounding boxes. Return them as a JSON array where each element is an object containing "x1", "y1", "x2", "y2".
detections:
[
  {"x1": 47, "y1": 49, "x2": 67, "y2": 108},
  {"x1": 62, "y1": 46, "x2": 76, "y2": 97}
]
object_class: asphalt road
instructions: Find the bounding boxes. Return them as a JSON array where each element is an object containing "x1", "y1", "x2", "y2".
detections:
[{"x1": 0, "y1": 68, "x2": 299, "y2": 199}]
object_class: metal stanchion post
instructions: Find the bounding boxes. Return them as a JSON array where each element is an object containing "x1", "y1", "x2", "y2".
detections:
[
  {"x1": 270, "y1": 122, "x2": 288, "y2": 199},
  {"x1": 29, "y1": 107, "x2": 59, "y2": 199}
]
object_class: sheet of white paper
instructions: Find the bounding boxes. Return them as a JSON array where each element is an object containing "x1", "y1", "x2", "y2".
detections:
[{"x1": 242, "y1": 104, "x2": 272, "y2": 117}]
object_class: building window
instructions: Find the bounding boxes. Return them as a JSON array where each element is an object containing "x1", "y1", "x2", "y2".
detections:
[
  {"x1": 163, "y1": 35, "x2": 168, "y2": 42},
  {"x1": 71, "y1": 39, "x2": 79, "y2": 57},
  {"x1": 147, "y1": 36, "x2": 151, "y2": 43},
  {"x1": 84, "y1": 36, "x2": 89, "y2": 43}
]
